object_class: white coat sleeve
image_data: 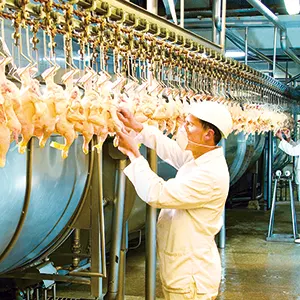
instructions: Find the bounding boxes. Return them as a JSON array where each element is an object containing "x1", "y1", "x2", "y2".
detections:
[
  {"x1": 124, "y1": 156, "x2": 215, "y2": 209},
  {"x1": 135, "y1": 125, "x2": 193, "y2": 170},
  {"x1": 278, "y1": 139, "x2": 300, "y2": 156}
]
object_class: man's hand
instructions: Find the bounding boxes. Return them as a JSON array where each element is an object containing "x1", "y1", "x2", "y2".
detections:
[
  {"x1": 117, "y1": 108, "x2": 144, "y2": 133},
  {"x1": 282, "y1": 128, "x2": 291, "y2": 142},
  {"x1": 117, "y1": 130, "x2": 141, "y2": 162},
  {"x1": 276, "y1": 129, "x2": 283, "y2": 140}
]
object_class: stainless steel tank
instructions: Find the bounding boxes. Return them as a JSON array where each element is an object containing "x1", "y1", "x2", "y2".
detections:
[
  {"x1": 0, "y1": 136, "x2": 88, "y2": 274},
  {"x1": 0, "y1": 132, "x2": 264, "y2": 274}
]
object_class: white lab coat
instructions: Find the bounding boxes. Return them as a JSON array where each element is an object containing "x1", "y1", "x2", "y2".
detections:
[
  {"x1": 278, "y1": 139, "x2": 300, "y2": 184},
  {"x1": 124, "y1": 125, "x2": 230, "y2": 298}
]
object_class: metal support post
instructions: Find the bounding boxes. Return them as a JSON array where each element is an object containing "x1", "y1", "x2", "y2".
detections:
[
  {"x1": 180, "y1": 0, "x2": 184, "y2": 28},
  {"x1": 86, "y1": 138, "x2": 107, "y2": 298},
  {"x1": 251, "y1": 160, "x2": 259, "y2": 200},
  {"x1": 117, "y1": 221, "x2": 128, "y2": 300},
  {"x1": 146, "y1": 149, "x2": 157, "y2": 300},
  {"x1": 267, "y1": 177, "x2": 278, "y2": 238},
  {"x1": 72, "y1": 229, "x2": 81, "y2": 268},
  {"x1": 105, "y1": 159, "x2": 127, "y2": 300},
  {"x1": 263, "y1": 141, "x2": 268, "y2": 202},
  {"x1": 147, "y1": 0, "x2": 158, "y2": 14},
  {"x1": 267, "y1": 173, "x2": 299, "y2": 242},
  {"x1": 272, "y1": 26, "x2": 278, "y2": 77},
  {"x1": 146, "y1": 0, "x2": 158, "y2": 298},
  {"x1": 52, "y1": 284, "x2": 56, "y2": 300},
  {"x1": 220, "y1": 0, "x2": 227, "y2": 50},
  {"x1": 218, "y1": 139, "x2": 226, "y2": 249},
  {"x1": 212, "y1": 0, "x2": 221, "y2": 44},
  {"x1": 289, "y1": 179, "x2": 298, "y2": 239},
  {"x1": 267, "y1": 131, "x2": 273, "y2": 210},
  {"x1": 245, "y1": 27, "x2": 248, "y2": 65},
  {"x1": 91, "y1": 141, "x2": 104, "y2": 299},
  {"x1": 26, "y1": 288, "x2": 30, "y2": 300}
]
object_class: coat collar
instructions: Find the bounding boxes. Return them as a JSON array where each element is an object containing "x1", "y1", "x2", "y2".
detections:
[{"x1": 194, "y1": 147, "x2": 224, "y2": 166}]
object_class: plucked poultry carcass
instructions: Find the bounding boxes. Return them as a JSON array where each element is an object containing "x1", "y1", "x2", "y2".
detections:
[
  {"x1": 0, "y1": 106, "x2": 10, "y2": 167},
  {"x1": 78, "y1": 85, "x2": 98, "y2": 154},
  {"x1": 100, "y1": 80, "x2": 126, "y2": 147},
  {"x1": 49, "y1": 68, "x2": 84, "y2": 159},
  {"x1": 16, "y1": 66, "x2": 46, "y2": 154},
  {"x1": 0, "y1": 58, "x2": 22, "y2": 144}
]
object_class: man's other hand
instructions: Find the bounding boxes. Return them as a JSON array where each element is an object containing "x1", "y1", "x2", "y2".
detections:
[
  {"x1": 276, "y1": 129, "x2": 283, "y2": 140},
  {"x1": 282, "y1": 128, "x2": 291, "y2": 141},
  {"x1": 117, "y1": 130, "x2": 141, "y2": 162},
  {"x1": 117, "y1": 108, "x2": 144, "y2": 133}
]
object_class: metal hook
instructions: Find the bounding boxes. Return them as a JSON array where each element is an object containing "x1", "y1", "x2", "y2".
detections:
[
  {"x1": 14, "y1": 25, "x2": 36, "y2": 78},
  {"x1": 41, "y1": 31, "x2": 60, "y2": 80}
]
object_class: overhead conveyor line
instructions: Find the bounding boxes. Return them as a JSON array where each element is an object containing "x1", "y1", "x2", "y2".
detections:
[
  {"x1": 77, "y1": 0, "x2": 222, "y2": 51},
  {"x1": 1, "y1": 0, "x2": 298, "y2": 98}
]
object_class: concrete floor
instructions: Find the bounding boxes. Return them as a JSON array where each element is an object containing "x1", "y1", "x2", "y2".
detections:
[{"x1": 56, "y1": 203, "x2": 300, "y2": 299}]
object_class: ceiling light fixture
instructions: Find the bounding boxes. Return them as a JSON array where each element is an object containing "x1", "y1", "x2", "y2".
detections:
[{"x1": 284, "y1": 0, "x2": 300, "y2": 15}]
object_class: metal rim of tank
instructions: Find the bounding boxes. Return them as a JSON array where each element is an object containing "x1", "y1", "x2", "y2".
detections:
[
  {"x1": 230, "y1": 133, "x2": 265, "y2": 186},
  {"x1": 17, "y1": 140, "x2": 94, "y2": 274},
  {"x1": 0, "y1": 136, "x2": 92, "y2": 274}
]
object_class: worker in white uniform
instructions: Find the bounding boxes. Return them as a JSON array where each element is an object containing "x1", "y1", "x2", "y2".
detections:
[
  {"x1": 276, "y1": 128, "x2": 300, "y2": 201},
  {"x1": 116, "y1": 101, "x2": 233, "y2": 300}
]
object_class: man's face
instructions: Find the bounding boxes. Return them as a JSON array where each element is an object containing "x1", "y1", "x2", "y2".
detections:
[
  {"x1": 184, "y1": 114, "x2": 215, "y2": 151},
  {"x1": 184, "y1": 114, "x2": 208, "y2": 150}
]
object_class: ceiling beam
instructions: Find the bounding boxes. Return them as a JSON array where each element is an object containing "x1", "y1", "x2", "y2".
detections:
[{"x1": 169, "y1": 5, "x2": 287, "y2": 19}]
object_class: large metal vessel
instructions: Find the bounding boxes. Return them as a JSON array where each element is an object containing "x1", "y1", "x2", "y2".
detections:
[{"x1": 0, "y1": 131, "x2": 265, "y2": 274}]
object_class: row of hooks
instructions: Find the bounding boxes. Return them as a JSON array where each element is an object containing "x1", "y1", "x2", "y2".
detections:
[{"x1": 0, "y1": 0, "x2": 295, "y2": 103}]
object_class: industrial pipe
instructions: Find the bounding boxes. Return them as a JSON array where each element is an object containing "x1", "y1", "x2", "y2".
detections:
[
  {"x1": 174, "y1": 7, "x2": 272, "y2": 19},
  {"x1": 147, "y1": 0, "x2": 158, "y2": 16},
  {"x1": 246, "y1": 0, "x2": 300, "y2": 67},
  {"x1": 180, "y1": 0, "x2": 184, "y2": 28},
  {"x1": 272, "y1": 27, "x2": 278, "y2": 77},
  {"x1": 212, "y1": 0, "x2": 221, "y2": 45},
  {"x1": 0, "y1": 138, "x2": 33, "y2": 264},
  {"x1": 245, "y1": 27, "x2": 248, "y2": 65},
  {"x1": 105, "y1": 159, "x2": 127, "y2": 300},
  {"x1": 226, "y1": 29, "x2": 291, "y2": 76},
  {"x1": 220, "y1": 0, "x2": 227, "y2": 50},
  {"x1": 286, "y1": 72, "x2": 300, "y2": 84}
]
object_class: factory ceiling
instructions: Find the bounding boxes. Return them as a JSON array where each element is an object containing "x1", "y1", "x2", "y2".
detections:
[{"x1": 149, "y1": 0, "x2": 300, "y2": 85}]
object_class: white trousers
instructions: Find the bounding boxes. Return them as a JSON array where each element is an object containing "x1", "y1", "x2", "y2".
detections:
[
  {"x1": 162, "y1": 289, "x2": 217, "y2": 300},
  {"x1": 162, "y1": 278, "x2": 217, "y2": 300}
]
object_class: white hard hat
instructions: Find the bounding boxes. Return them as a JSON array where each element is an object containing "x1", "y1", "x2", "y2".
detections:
[{"x1": 188, "y1": 101, "x2": 233, "y2": 138}]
